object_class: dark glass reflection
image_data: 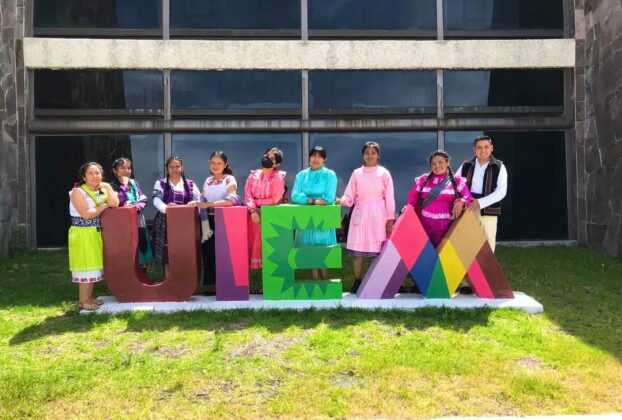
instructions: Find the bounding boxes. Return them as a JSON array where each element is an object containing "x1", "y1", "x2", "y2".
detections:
[
  {"x1": 35, "y1": 134, "x2": 164, "y2": 247},
  {"x1": 444, "y1": 0, "x2": 563, "y2": 31},
  {"x1": 171, "y1": 71, "x2": 301, "y2": 110},
  {"x1": 309, "y1": 0, "x2": 436, "y2": 30},
  {"x1": 445, "y1": 131, "x2": 568, "y2": 240},
  {"x1": 172, "y1": 134, "x2": 302, "y2": 202},
  {"x1": 34, "y1": 0, "x2": 161, "y2": 29},
  {"x1": 310, "y1": 132, "x2": 438, "y2": 211},
  {"x1": 35, "y1": 71, "x2": 163, "y2": 110},
  {"x1": 310, "y1": 71, "x2": 436, "y2": 112},
  {"x1": 444, "y1": 70, "x2": 564, "y2": 107},
  {"x1": 171, "y1": 0, "x2": 300, "y2": 29}
]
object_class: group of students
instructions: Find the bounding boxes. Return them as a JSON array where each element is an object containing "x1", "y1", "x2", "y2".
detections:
[{"x1": 68, "y1": 136, "x2": 507, "y2": 310}]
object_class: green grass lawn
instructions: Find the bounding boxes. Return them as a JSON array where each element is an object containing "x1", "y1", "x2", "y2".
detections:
[{"x1": 0, "y1": 246, "x2": 621, "y2": 418}]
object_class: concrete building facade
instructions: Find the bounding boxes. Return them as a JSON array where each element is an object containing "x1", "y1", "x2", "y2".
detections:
[{"x1": 0, "y1": 0, "x2": 620, "y2": 257}]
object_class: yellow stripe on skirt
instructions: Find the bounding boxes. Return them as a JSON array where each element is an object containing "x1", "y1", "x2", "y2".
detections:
[{"x1": 68, "y1": 226, "x2": 104, "y2": 282}]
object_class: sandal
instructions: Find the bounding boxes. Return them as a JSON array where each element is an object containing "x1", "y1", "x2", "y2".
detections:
[{"x1": 79, "y1": 302, "x2": 99, "y2": 311}]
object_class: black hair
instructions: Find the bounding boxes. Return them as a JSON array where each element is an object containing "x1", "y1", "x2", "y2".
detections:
[
  {"x1": 361, "y1": 141, "x2": 380, "y2": 156},
  {"x1": 165, "y1": 156, "x2": 190, "y2": 196},
  {"x1": 111, "y1": 157, "x2": 133, "y2": 181},
  {"x1": 416, "y1": 150, "x2": 460, "y2": 207},
  {"x1": 264, "y1": 147, "x2": 284, "y2": 165},
  {"x1": 309, "y1": 145, "x2": 327, "y2": 159},
  {"x1": 210, "y1": 151, "x2": 234, "y2": 175},
  {"x1": 76, "y1": 162, "x2": 104, "y2": 186},
  {"x1": 473, "y1": 135, "x2": 493, "y2": 147}
]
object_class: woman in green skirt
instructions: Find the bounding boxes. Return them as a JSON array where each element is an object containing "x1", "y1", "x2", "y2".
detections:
[{"x1": 69, "y1": 162, "x2": 119, "y2": 310}]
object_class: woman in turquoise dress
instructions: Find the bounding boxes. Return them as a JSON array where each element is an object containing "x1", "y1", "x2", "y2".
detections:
[{"x1": 291, "y1": 146, "x2": 338, "y2": 280}]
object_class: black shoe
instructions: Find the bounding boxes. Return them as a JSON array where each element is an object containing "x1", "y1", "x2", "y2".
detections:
[
  {"x1": 459, "y1": 285, "x2": 473, "y2": 295},
  {"x1": 350, "y1": 279, "x2": 362, "y2": 294}
]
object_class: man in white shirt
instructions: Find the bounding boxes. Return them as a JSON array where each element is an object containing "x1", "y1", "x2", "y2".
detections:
[{"x1": 457, "y1": 135, "x2": 508, "y2": 253}]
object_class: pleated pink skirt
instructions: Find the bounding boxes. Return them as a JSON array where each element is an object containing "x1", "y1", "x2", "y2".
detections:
[{"x1": 346, "y1": 199, "x2": 388, "y2": 254}]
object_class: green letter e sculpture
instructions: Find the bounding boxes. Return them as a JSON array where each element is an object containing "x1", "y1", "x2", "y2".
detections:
[{"x1": 261, "y1": 205, "x2": 343, "y2": 300}]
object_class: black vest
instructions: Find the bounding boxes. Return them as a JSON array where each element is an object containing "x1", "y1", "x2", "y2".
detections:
[{"x1": 460, "y1": 156, "x2": 503, "y2": 216}]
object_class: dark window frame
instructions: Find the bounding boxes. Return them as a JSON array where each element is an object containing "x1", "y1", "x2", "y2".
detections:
[{"x1": 33, "y1": 28, "x2": 163, "y2": 38}]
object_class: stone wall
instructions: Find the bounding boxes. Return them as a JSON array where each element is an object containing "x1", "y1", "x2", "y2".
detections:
[
  {"x1": 575, "y1": 0, "x2": 622, "y2": 258},
  {"x1": 0, "y1": 0, "x2": 26, "y2": 256}
]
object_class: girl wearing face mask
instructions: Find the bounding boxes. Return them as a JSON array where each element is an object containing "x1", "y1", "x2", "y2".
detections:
[
  {"x1": 110, "y1": 157, "x2": 154, "y2": 267},
  {"x1": 291, "y1": 145, "x2": 338, "y2": 280},
  {"x1": 244, "y1": 147, "x2": 286, "y2": 270},
  {"x1": 336, "y1": 141, "x2": 395, "y2": 293}
]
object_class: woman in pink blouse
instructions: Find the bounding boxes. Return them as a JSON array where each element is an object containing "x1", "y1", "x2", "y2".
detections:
[
  {"x1": 244, "y1": 147, "x2": 286, "y2": 269},
  {"x1": 336, "y1": 141, "x2": 395, "y2": 293},
  {"x1": 406, "y1": 150, "x2": 473, "y2": 247}
]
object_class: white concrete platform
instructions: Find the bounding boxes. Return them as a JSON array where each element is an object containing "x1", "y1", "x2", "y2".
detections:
[{"x1": 84, "y1": 291, "x2": 543, "y2": 315}]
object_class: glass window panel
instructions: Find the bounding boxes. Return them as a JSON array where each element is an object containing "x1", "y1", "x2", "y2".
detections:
[
  {"x1": 35, "y1": 134, "x2": 164, "y2": 247},
  {"x1": 309, "y1": 71, "x2": 437, "y2": 112},
  {"x1": 310, "y1": 132, "x2": 438, "y2": 211},
  {"x1": 171, "y1": 134, "x2": 302, "y2": 202},
  {"x1": 309, "y1": 0, "x2": 436, "y2": 30},
  {"x1": 171, "y1": 71, "x2": 301, "y2": 110},
  {"x1": 35, "y1": 71, "x2": 164, "y2": 110},
  {"x1": 445, "y1": 130, "x2": 568, "y2": 240},
  {"x1": 444, "y1": 70, "x2": 564, "y2": 107},
  {"x1": 171, "y1": 0, "x2": 300, "y2": 29},
  {"x1": 444, "y1": 0, "x2": 563, "y2": 31},
  {"x1": 34, "y1": 0, "x2": 161, "y2": 29}
]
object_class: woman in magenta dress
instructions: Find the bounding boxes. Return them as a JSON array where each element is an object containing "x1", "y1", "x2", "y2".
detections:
[
  {"x1": 337, "y1": 141, "x2": 395, "y2": 293},
  {"x1": 244, "y1": 147, "x2": 286, "y2": 269},
  {"x1": 406, "y1": 150, "x2": 473, "y2": 247}
]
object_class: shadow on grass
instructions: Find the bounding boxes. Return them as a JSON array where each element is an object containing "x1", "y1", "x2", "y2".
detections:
[
  {"x1": 496, "y1": 245, "x2": 622, "y2": 360},
  {"x1": 9, "y1": 306, "x2": 497, "y2": 347},
  {"x1": 3, "y1": 246, "x2": 622, "y2": 360}
]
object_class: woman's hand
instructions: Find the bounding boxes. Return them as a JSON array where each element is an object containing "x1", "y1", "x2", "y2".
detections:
[
  {"x1": 250, "y1": 211, "x2": 261, "y2": 226},
  {"x1": 386, "y1": 220, "x2": 394, "y2": 237},
  {"x1": 452, "y1": 201, "x2": 464, "y2": 219},
  {"x1": 468, "y1": 199, "x2": 481, "y2": 212},
  {"x1": 120, "y1": 176, "x2": 130, "y2": 185},
  {"x1": 314, "y1": 199, "x2": 327, "y2": 206},
  {"x1": 335, "y1": 197, "x2": 342, "y2": 205}
]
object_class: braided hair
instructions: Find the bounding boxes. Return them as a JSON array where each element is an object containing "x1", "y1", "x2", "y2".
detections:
[
  {"x1": 417, "y1": 150, "x2": 460, "y2": 208},
  {"x1": 165, "y1": 156, "x2": 191, "y2": 198}
]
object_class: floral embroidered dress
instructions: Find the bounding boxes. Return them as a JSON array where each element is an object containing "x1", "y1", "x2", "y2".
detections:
[
  {"x1": 291, "y1": 166, "x2": 338, "y2": 246},
  {"x1": 339, "y1": 166, "x2": 395, "y2": 256},
  {"x1": 110, "y1": 178, "x2": 154, "y2": 265},
  {"x1": 407, "y1": 173, "x2": 473, "y2": 247},
  {"x1": 200, "y1": 174, "x2": 241, "y2": 285},
  {"x1": 244, "y1": 169, "x2": 286, "y2": 269}
]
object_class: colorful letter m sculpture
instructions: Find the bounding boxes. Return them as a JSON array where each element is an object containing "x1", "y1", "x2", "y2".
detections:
[{"x1": 357, "y1": 206, "x2": 514, "y2": 299}]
